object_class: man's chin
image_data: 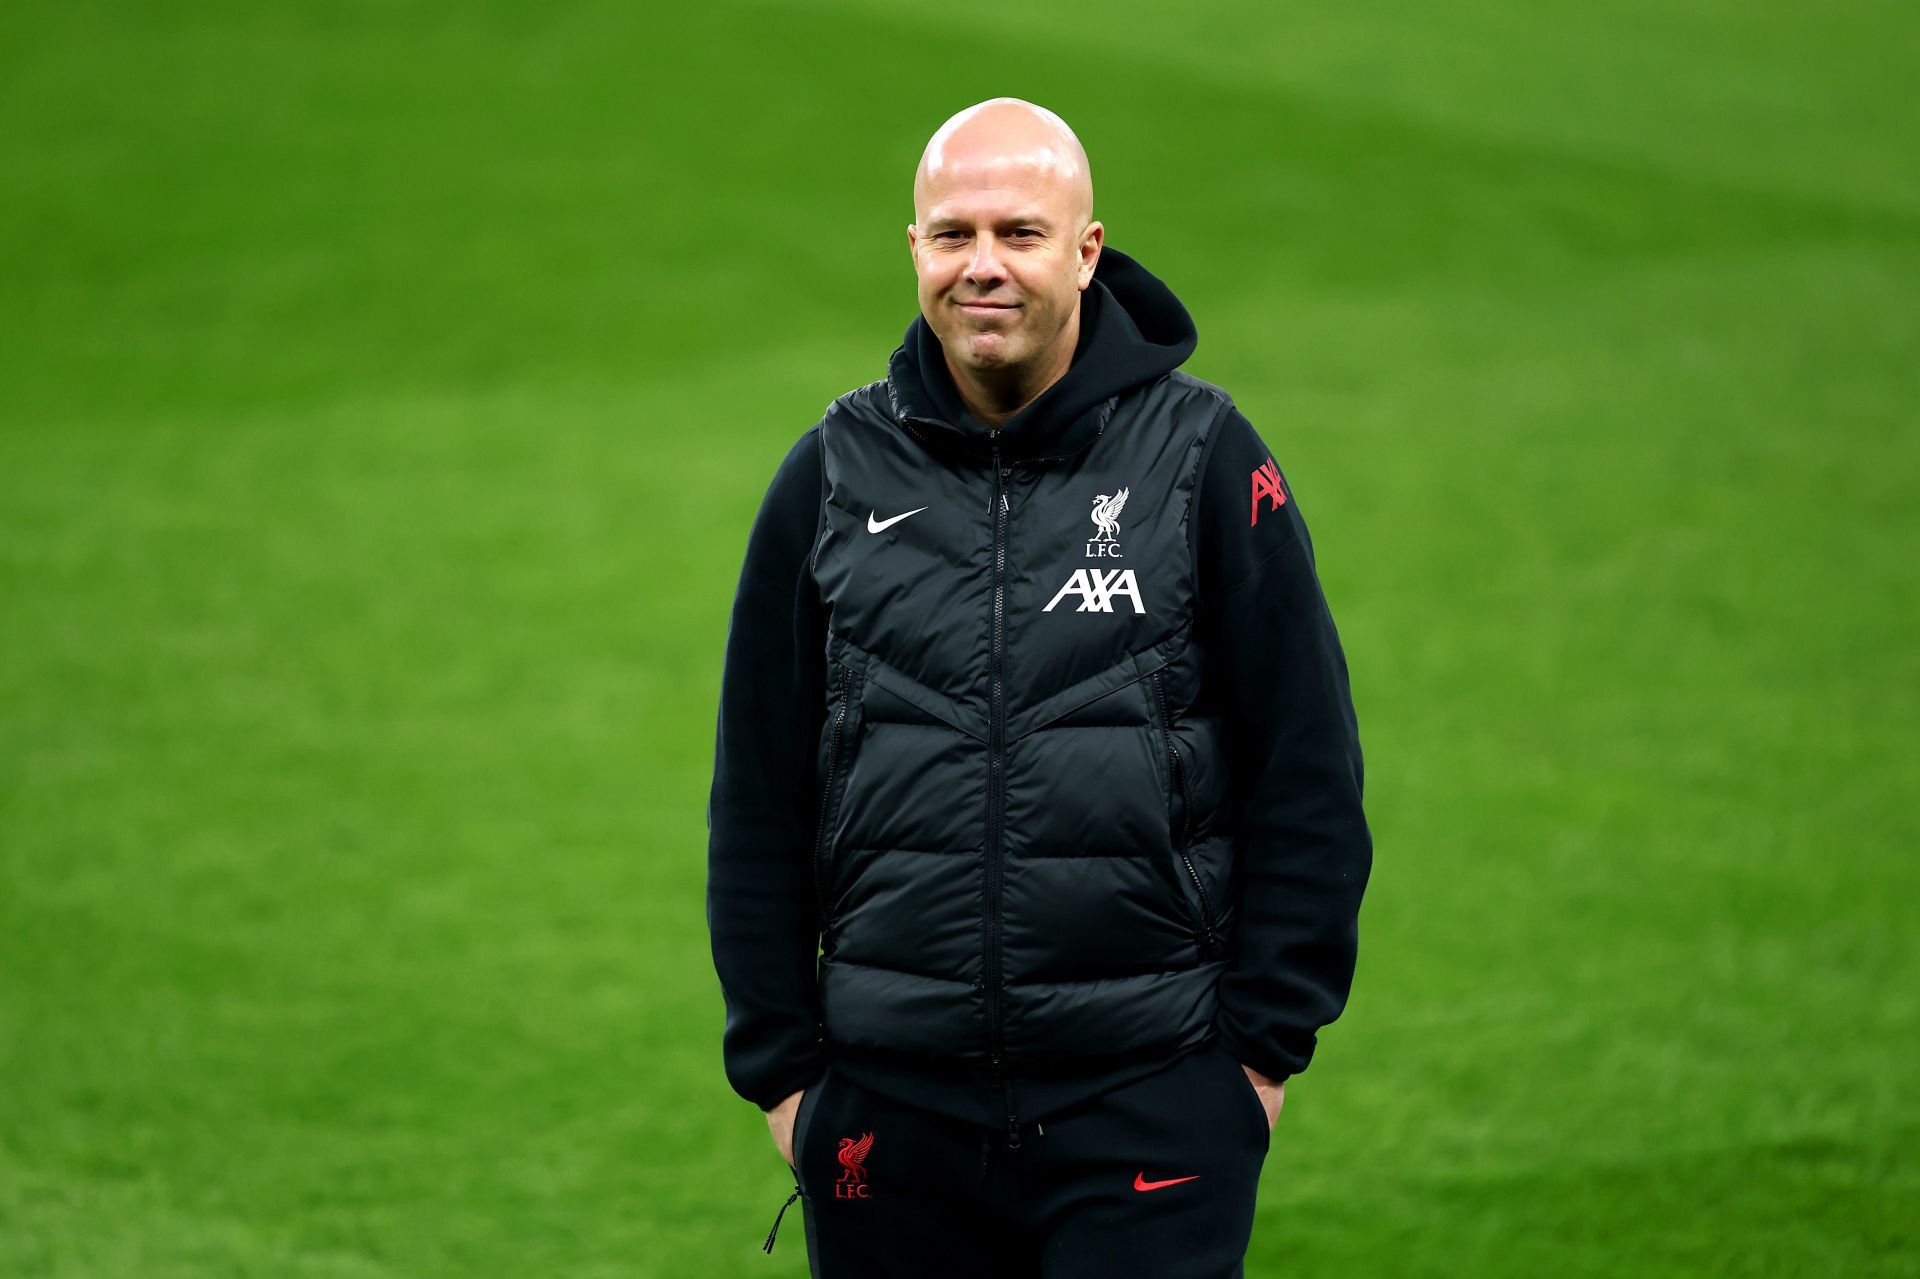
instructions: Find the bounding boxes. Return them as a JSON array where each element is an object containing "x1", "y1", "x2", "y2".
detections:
[{"x1": 955, "y1": 334, "x2": 1019, "y2": 370}]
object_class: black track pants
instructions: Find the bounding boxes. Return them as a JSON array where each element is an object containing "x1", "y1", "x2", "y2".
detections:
[{"x1": 762, "y1": 1040, "x2": 1272, "y2": 1278}]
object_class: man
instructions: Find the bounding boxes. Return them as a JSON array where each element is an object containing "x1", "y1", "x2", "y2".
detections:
[{"x1": 707, "y1": 98, "x2": 1371, "y2": 1277}]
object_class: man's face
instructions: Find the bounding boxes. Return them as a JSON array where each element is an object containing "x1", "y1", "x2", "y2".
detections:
[{"x1": 909, "y1": 158, "x2": 1098, "y2": 379}]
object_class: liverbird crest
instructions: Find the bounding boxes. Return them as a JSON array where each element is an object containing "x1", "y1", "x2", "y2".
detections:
[
  {"x1": 1089, "y1": 487, "x2": 1129, "y2": 544},
  {"x1": 836, "y1": 1131, "x2": 874, "y2": 1183}
]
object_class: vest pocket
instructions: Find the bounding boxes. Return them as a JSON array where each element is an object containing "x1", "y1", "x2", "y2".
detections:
[
  {"x1": 811, "y1": 664, "x2": 859, "y2": 943},
  {"x1": 1150, "y1": 671, "x2": 1219, "y2": 963}
]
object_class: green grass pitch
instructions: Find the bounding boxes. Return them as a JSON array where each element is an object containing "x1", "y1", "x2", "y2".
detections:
[{"x1": 2, "y1": 1, "x2": 1916, "y2": 1274}]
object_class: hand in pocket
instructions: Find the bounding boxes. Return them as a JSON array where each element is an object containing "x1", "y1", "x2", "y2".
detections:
[
  {"x1": 768, "y1": 1087, "x2": 806, "y2": 1169},
  {"x1": 1236, "y1": 1060, "x2": 1284, "y2": 1133}
]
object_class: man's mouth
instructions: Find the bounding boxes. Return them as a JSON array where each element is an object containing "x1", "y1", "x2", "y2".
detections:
[{"x1": 958, "y1": 301, "x2": 1018, "y2": 316}]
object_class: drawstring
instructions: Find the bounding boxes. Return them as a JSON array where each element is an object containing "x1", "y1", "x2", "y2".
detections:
[{"x1": 762, "y1": 1183, "x2": 801, "y2": 1254}]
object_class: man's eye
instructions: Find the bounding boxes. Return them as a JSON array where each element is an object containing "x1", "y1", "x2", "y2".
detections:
[{"x1": 935, "y1": 231, "x2": 966, "y2": 240}]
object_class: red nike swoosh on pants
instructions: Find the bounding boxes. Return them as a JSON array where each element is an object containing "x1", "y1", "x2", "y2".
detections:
[{"x1": 1133, "y1": 1173, "x2": 1202, "y2": 1192}]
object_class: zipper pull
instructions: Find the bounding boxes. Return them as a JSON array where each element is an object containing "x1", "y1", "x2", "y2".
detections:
[
  {"x1": 762, "y1": 1184, "x2": 802, "y2": 1253},
  {"x1": 1007, "y1": 1119, "x2": 1022, "y2": 1150},
  {"x1": 1000, "y1": 492, "x2": 1009, "y2": 513}
]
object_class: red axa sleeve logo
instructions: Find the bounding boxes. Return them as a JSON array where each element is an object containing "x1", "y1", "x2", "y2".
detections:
[
  {"x1": 834, "y1": 1132, "x2": 875, "y2": 1199},
  {"x1": 1250, "y1": 456, "x2": 1289, "y2": 526}
]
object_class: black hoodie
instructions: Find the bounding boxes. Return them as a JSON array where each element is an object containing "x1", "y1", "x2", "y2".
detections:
[{"x1": 706, "y1": 247, "x2": 1370, "y2": 1126}]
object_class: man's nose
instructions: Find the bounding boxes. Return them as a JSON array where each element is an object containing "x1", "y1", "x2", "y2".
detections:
[{"x1": 965, "y1": 234, "x2": 1007, "y2": 288}]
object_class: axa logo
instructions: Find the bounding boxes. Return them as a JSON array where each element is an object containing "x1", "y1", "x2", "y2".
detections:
[
  {"x1": 1250, "y1": 456, "x2": 1288, "y2": 526},
  {"x1": 1044, "y1": 568, "x2": 1145, "y2": 614},
  {"x1": 1086, "y1": 487, "x2": 1129, "y2": 558},
  {"x1": 834, "y1": 1132, "x2": 875, "y2": 1199}
]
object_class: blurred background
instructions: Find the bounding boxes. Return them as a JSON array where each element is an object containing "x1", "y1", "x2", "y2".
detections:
[{"x1": 3, "y1": 1, "x2": 1915, "y2": 1275}]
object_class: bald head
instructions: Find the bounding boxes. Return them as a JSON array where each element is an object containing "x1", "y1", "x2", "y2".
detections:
[
  {"x1": 913, "y1": 98, "x2": 1093, "y2": 232},
  {"x1": 906, "y1": 98, "x2": 1105, "y2": 420}
]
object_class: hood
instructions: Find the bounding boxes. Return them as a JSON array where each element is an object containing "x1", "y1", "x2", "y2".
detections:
[{"x1": 884, "y1": 245, "x2": 1198, "y2": 463}]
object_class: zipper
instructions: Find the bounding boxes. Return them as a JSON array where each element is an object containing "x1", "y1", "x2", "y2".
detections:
[
  {"x1": 986, "y1": 447, "x2": 1020, "y2": 1149},
  {"x1": 762, "y1": 1182, "x2": 801, "y2": 1253},
  {"x1": 810, "y1": 664, "x2": 854, "y2": 942},
  {"x1": 1151, "y1": 670, "x2": 1217, "y2": 961}
]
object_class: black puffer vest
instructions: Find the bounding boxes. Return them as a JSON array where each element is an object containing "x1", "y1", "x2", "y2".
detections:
[{"x1": 806, "y1": 249, "x2": 1239, "y2": 1081}]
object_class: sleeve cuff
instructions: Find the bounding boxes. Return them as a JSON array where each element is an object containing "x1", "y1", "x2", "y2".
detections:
[
  {"x1": 750, "y1": 1057, "x2": 830, "y2": 1112},
  {"x1": 1214, "y1": 1019, "x2": 1310, "y2": 1086}
]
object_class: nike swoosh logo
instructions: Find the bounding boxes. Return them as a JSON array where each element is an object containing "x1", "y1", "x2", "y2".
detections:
[
  {"x1": 867, "y1": 506, "x2": 928, "y2": 534},
  {"x1": 1133, "y1": 1173, "x2": 1202, "y2": 1192}
]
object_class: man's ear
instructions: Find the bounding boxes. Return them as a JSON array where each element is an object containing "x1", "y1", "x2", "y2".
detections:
[
  {"x1": 906, "y1": 224, "x2": 920, "y2": 263},
  {"x1": 1077, "y1": 220, "x2": 1105, "y2": 289}
]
